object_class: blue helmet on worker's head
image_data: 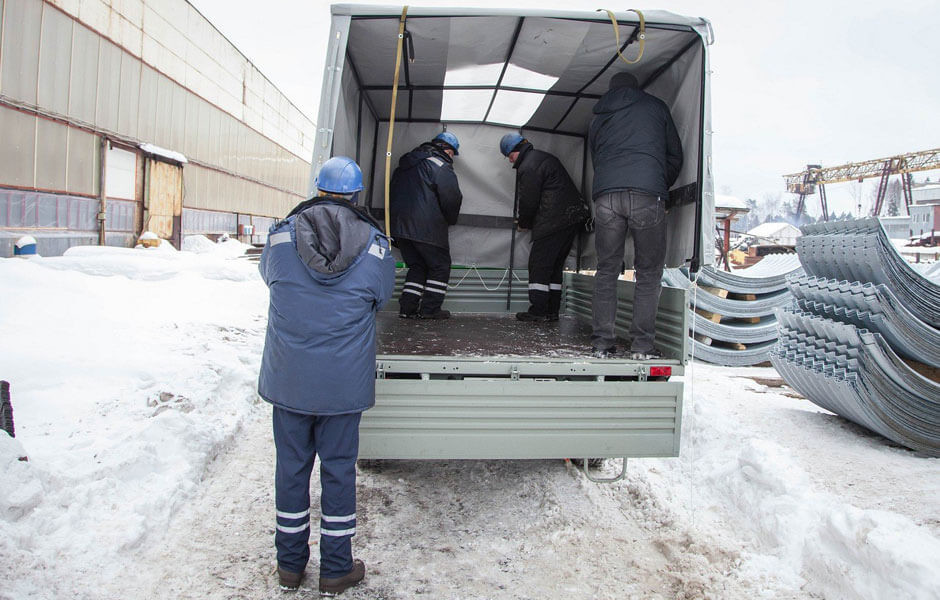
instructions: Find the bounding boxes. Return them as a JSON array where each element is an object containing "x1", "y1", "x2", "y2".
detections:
[
  {"x1": 499, "y1": 133, "x2": 525, "y2": 157},
  {"x1": 315, "y1": 156, "x2": 363, "y2": 194},
  {"x1": 433, "y1": 131, "x2": 459, "y2": 155}
]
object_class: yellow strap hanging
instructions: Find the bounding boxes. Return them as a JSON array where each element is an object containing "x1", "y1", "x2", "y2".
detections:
[
  {"x1": 384, "y1": 6, "x2": 408, "y2": 236},
  {"x1": 598, "y1": 8, "x2": 645, "y2": 64}
]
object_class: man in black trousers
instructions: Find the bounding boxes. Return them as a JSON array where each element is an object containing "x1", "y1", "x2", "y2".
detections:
[
  {"x1": 390, "y1": 132, "x2": 463, "y2": 320},
  {"x1": 499, "y1": 133, "x2": 589, "y2": 322},
  {"x1": 588, "y1": 71, "x2": 683, "y2": 359}
]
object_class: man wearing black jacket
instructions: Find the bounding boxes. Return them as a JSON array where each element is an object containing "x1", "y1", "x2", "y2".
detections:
[
  {"x1": 500, "y1": 133, "x2": 589, "y2": 322},
  {"x1": 588, "y1": 71, "x2": 683, "y2": 359},
  {"x1": 390, "y1": 132, "x2": 463, "y2": 319}
]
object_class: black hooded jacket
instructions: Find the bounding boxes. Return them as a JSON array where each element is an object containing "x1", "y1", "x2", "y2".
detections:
[
  {"x1": 588, "y1": 85, "x2": 683, "y2": 199},
  {"x1": 389, "y1": 142, "x2": 463, "y2": 249},
  {"x1": 513, "y1": 142, "x2": 589, "y2": 240}
]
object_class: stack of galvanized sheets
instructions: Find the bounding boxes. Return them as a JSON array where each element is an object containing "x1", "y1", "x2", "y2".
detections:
[
  {"x1": 664, "y1": 253, "x2": 803, "y2": 366},
  {"x1": 772, "y1": 218, "x2": 940, "y2": 455}
]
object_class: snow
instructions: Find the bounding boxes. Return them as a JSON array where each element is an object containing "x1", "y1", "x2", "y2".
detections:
[
  {"x1": 1, "y1": 246, "x2": 938, "y2": 600},
  {"x1": 139, "y1": 143, "x2": 188, "y2": 164},
  {"x1": 716, "y1": 194, "x2": 747, "y2": 210}
]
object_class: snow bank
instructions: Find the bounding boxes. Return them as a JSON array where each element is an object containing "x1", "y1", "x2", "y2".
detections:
[
  {"x1": 2, "y1": 248, "x2": 938, "y2": 600},
  {"x1": 0, "y1": 249, "x2": 268, "y2": 597},
  {"x1": 628, "y1": 365, "x2": 940, "y2": 600}
]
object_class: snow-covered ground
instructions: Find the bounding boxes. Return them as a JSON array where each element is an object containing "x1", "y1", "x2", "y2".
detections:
[{"x1": 1, "y1": 241, "x2": 937, "y2": 600}]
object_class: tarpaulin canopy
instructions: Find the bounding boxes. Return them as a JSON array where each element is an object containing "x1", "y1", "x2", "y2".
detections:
[{"x1": 312, "y1": 5, "x2": 715, "y2": 270}]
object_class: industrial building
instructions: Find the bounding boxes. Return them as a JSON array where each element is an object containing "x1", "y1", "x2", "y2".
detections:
[{"x1": 0, "y1": 0, "x2": 315, "y2": 256}]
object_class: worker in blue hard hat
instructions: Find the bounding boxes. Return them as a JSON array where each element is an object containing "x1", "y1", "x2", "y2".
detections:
[
  {"x1": 389, "y1": 131, "x2": 463, "y2": 319},
  {"x1": 258, "y1": 155, "x2": 396, "y2": 595},
  {"x1": 499, "y1": 132, "x2": 589, "y2": 322}
]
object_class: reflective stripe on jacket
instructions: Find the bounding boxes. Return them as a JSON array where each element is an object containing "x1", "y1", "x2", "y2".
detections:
[
  {"x1": 258, "y1": 197, "x2": 396, "y2": 415},
  {"x1": 389, "y1": 143, "x2": 463, "y2": 249}
]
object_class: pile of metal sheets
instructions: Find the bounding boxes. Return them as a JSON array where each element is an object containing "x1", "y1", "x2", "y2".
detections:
[
  {"x1": 797, "y1": 218, "x2": 940, "y2": 327},
  {"x1": 771, "y1": 218, "x2": 939, "y2": 455},
  {"x1": 663, "y1": 254, "x2": 803, "y2": 366}
]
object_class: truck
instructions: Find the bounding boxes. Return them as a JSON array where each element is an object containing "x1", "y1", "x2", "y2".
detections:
[{"x1": 310, "y1": 5, "x2": 715, "y2": 480}]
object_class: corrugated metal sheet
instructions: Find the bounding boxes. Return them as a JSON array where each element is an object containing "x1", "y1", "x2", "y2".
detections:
[{"x1": 772, "y1": 217, "x2": 940, "y2": 455}]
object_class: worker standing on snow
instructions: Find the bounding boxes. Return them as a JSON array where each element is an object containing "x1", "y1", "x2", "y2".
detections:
[
  {"x1": 499, "y1": 133, "x2": 589, "y2": 321},
  {"x1": 589, "y1": 71, "x2": 683, "y2": 359},
  {"x1": 389, "y1": 132, "x2": 463, "y2": 320},
  {"x1": 257, "y1": 156, "x2": 395, "y2": 595}
]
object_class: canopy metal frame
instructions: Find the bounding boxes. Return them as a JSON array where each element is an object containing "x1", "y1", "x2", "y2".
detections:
[{"x1": 328, "y1": 8, "x2": 711, "y2": 272}]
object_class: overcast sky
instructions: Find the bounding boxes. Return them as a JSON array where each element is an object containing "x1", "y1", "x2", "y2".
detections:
[{"x1": 191, "y1": 0, "x2": 940, "y2": 218}]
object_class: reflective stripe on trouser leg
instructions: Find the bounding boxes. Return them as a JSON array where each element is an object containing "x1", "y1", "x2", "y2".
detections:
[
  {"x1": 398, "y1": 239, "x2": 428, "y2": 315},
  {"x1": 272, "y1": 406, "x2": 317, "y2": 574},
  {"x1": 315, "y1": 412, "x2": 362, "y2": 579},
  {"x1": 417, "y1": 243, "x2": 451, "y2": 315}
]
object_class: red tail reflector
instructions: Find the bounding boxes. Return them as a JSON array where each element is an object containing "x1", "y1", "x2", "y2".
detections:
[{"x1": 649, "y1": 366, "x2": 672, "y2": 377}]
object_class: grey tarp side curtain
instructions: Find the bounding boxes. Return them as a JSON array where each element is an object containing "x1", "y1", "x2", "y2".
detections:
[{"x1": 317, "y1": 5, "x2": 715, "y2": 270}]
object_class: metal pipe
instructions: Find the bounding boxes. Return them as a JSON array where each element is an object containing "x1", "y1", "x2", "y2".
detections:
[{"x1": 98, "y1": 137, "x2": 108, "y2": 245}]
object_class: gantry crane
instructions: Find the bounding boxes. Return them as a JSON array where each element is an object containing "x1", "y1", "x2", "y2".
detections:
[{"x1": 784, "y1": 148, "x2": 940, "y2": 220}]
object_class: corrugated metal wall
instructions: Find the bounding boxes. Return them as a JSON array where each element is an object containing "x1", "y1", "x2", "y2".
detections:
[{"x1": 0, "y1": 0, "x2": 315, "y2": 254}]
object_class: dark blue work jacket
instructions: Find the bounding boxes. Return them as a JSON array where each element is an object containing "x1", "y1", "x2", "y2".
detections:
[{"x1": 258, "y1": 197, "x2": 396, "y2": 415}]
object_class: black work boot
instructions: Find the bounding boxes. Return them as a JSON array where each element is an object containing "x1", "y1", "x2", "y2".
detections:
[
  {"x1": 278, "y1": 567, "x2": 305, "y2": 591},
  {"x1": 516, "y1": 311, "x2": 551, "y2": 322},
  {"x1": 319, "y1": 559, "x2": 365, "y2": 596}
]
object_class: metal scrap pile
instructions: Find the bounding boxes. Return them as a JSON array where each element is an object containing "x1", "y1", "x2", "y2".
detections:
[
  {"x1": 663, "y1": 253, "x2": 803, "y2": 366},
  {"x1": 771, "y1": 218, "x2": 940, "y2": 455}
]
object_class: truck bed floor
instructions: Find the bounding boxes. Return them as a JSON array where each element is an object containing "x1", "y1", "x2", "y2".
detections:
[{"x1": 376, "y1": 312, "x2": 628, "y2": 359}]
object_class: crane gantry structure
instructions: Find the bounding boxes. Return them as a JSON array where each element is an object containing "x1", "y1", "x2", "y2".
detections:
[{"x1": 784, "y1": 148, "x2": 940, "y2": 220}]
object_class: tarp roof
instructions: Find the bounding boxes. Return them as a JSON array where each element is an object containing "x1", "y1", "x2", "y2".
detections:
[{"x1": 339, "y1": 5, "x2": 709, "y2": 136}]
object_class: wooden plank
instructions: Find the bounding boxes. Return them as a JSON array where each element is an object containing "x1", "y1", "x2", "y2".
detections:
[
  {"x1": 694, "y1": 307, "x2": 723, "y2": 323},
  {"x1": 699, "y1": 284, "x2": 729, "y2": 298},
  {"x1": 728, "y1": 292, "x2": 758, "y2": 301},
  {"x1": 693, "y1": 333, "x2": 713, "y2": 346}
]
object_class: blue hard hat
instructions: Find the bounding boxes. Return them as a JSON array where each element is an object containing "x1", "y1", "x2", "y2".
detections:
[
  {"x1": 315, "y1": 156, "x2": 363, "y2": 194},
  {"x1": 499, "y1": 133, "x2": 525, "y2": 157},
  {"x1": 433, "y1": 131, "x2": 460, "y2": 155}
]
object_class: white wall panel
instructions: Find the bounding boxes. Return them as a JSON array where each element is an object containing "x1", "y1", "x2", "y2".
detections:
[
  {"x1": 66, "y1": 126, "x2": 97, "y2": 195},
  {"x1": 95, "y1": 39, "x2": 121, "y2": 132},
  {"x1": 117, "y1": 50, "x2": 140, "y2": 138},
  {"x1": 38, "y1": 5, "x2": 73, "y2": 116},
  {"x1": 35, "y1": 118, "x2": 68, "y2": 191},
  {"x1": 68, "y1": 21, "x2": 98, "y2": 123},
  {"x1": 77, "y1": 0, "x2": 108, "y2": 35},
  {"x1": 1, "y1": 0, "x2": 42, "y2": 104},
  {"x1": 0, "y1": 106, "x2": 36, "y2": 187},
  {"x1": 136, "y1": 64, "x2": 157, "y2": 142}
]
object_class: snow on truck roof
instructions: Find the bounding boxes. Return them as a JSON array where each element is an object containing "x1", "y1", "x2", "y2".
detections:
[{"x1": 332, "y1": 5, "x2": 711, "y2": 134}]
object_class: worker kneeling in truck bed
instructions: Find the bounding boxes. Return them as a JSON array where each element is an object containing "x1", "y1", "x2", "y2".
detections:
[
  {"x1": 390, "y1": 131, "x2": 463, "y2": 320},
  {"x1": 258, "y1": 156, "x2": 396, "y2": 595},
  {"x1": 500, "y1": 133, "x2": 589, "y2": 322}
]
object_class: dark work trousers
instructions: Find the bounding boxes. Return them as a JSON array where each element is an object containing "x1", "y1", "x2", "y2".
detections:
[
  {"x1": 591, "y1": 190, "x2": 666, "y2": 353},
  {"x1": 526, "y1": 224, "x2": 581, "y2": 317},
  {"x1": 397, "y1": 238, "x2": 452, "y2": 315},
  {"x1": 273, "y1": 407, "x2": 361, "y2": 579}
]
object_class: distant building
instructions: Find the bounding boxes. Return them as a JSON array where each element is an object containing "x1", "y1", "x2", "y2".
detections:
[
  {"x1": 0, "y1": 0, "x2": 315, "y2": 256},
  {"x1": 747, "y1": 222, "x2": 801, "y2": 247},
  {"x1": 910, "y1": 202, "x2": 940, "y2": 244},
  {"x1": 912, "y1": 183, "x2": 940, "y2": 205},
  {"x1": 879, "y1": 216, "x2": 912, "y2": 240}
]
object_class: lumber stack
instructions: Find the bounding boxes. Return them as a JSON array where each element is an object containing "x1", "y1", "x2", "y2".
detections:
[
  {"x1": 663, "y1": 253, "x2": 803, "y2": 366},
  {"x1": 771, "y1": 218, "x2": 940, "y2": 455}
]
